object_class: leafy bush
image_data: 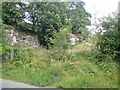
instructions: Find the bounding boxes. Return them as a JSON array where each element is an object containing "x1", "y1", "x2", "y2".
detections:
[
  {"x1": 47, "y1": 26, "x2": 75, "y2": 61},
  {"x1": 97, "y1": 30, "x2": 119, "y2": 61},
  {"x1": 50, "y1": 26, "x2": 72, "y2": 49},
  {"x1": 96, "y1": 13, "x2": 119, "y2": 62}
]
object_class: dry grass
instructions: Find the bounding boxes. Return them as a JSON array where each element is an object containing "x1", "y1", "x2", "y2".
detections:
[{"x1": 68, "y1": 39, "x2": 96, "y2": 53}]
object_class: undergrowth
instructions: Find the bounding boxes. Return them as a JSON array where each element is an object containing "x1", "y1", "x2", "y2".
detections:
[
  {"x1": 2, "y1": 41, "x2": 119, "y2": 88},
  {"x1": 2, "y1": 49, "x2": 118, "y2": 88}
]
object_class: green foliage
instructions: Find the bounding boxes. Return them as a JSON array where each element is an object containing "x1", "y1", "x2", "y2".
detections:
[
  {"x1": 12, "y1": 47, "x2": 32, "y2": 66},
  {"x1": 2, "y1": 2, "x2": 25, "y2": 27},
  {"x1": 51, "y1": 26, "x2": 72, "y2": 49},
  {"x1": 2, "y1": 2, "x2": 91, "y2": 47},
  {"x1": 47, "y1": 48, "x2": 76, "y2": 62},
  {"x1": 1, "y1": 25, "x2": 12, "y2": 60},
  {"x1": 1, "y1": 2, "x2": 118, "y2": 88},
  {"x1": 2, "y1": 41, "x2": 118, "y2": 88},
  {"x1": 97, "y1": 31, "x2": 118, "y2": 61},
  {"x1": 100, "y1": 12, "x2": 118, "y2": 30},
  {"x1": 47, "y1": 26, "x2": 76, "y2": 62},
  {"x1": 96, "y1": 12, "x2": 119, "y2": 62},
  {"x1": 21, "y1": 2, "x2": 68, "y2": 47},
  {"x1": 67, "y1": 2, "x2": 91, "y2": 38}
]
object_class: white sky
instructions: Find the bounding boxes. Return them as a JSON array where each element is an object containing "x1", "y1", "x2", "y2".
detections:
[
  {"x1": 83, "y1": 0, "x2": 119, "y2": 18},
  {"x1": 83, "y1": 0, "x2": 119, "y2": 34}
]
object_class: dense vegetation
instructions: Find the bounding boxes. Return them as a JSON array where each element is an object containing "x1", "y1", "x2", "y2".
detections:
[
  {"x1": 97, "y1": 13, "x2": 119, "y2": 62},
  {"x1": 2, "y1": 2, "x2": 91, "y2": 47},
  {"x1": 2, "y1": 39, "x2": 118, "y2": 88},
  {"x1": 1, "y1": 1, "x2": 119, "y2": 88}
]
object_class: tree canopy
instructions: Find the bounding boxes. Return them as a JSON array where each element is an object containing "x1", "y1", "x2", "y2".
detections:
[{"x1": 2, "y1": 2, "x2": 91, "y2": 47}]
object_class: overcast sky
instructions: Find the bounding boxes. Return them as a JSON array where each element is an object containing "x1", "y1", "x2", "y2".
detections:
[
  {"x1": 83, "y1": 0, "x2": 119, "y2": 21},
  {"x1": 82, "y1": 0, "x2": 119, "y2": 34}
]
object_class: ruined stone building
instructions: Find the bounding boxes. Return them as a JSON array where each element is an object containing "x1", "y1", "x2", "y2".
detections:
[
  {"x1": 5, "y1": 28, "x2": 40, "y2": 48},
  {"x1": 4, "y1": 27, "x2": 40, "y2": 60}
]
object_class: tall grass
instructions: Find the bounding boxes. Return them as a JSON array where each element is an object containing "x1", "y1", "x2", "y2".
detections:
[{"x1": 2, "y1": 40, "x2": 118, "y2": 88}]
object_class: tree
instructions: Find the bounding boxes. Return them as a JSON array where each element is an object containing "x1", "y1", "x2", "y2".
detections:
[
  {"x1": 67, "y1": 2, "x2": 91, "y2": 40},
  {"x1": 2, "y1": 2, "x2": 91, "y2": 48},
  {"x1": 26, "y1": 2, "x2": 68, "y2": 47},
  {"x1": 2, "y1": 2, "x2": 26, "y2": 27}
]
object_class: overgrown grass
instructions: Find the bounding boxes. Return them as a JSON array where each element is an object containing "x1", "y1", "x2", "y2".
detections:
[{"x1": 2, "y1": 41, "x2": 118, "y2": 88}]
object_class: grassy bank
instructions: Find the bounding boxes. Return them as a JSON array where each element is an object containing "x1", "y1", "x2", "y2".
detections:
[{"x1": 2, "y1": 41, "x2": 118, "y2": 88}]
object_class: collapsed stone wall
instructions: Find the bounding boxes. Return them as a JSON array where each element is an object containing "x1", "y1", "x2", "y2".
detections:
[{"x1": 5, "y1": 28, "x2": 40, "y2": 48}]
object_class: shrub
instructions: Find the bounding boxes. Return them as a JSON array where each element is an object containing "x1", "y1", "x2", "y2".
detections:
[
  {"x1": 47, "y1": 26, "x2": 75, "y2": 61},
  {"x1": 96, "y1": 13, "x2": 119, "y2": 62},
  {"x1": 97, "y1": 29, "x2": 119, "y2": 62}
]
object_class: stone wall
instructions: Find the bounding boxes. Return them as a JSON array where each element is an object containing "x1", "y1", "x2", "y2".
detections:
[{"x1": 5, "y1": 29, "x2": 40, "y2": 48}]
